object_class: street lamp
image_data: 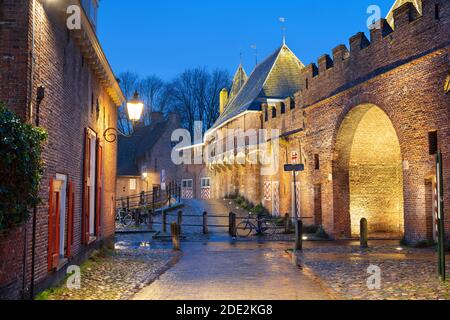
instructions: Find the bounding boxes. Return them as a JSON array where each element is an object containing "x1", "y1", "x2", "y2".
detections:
[
  {"x1": 126, "y1": 91, "x2": 144, "y2": 122},
  {"x1": 103, "y1": 91, "x2": 144, "y2": 143}
]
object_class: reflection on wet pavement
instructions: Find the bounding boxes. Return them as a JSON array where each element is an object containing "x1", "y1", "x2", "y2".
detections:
[{"x1": 133, "y1": 241, "x2": 331, "y2": 300}]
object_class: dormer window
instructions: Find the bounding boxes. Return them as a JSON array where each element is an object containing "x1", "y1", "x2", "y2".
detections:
[
  {"x1": 81, "y1": 0, "x2": 98, "y2": 31},
  {"x1": 272, "y1": 106, "x2": 277, "y2": 119}
]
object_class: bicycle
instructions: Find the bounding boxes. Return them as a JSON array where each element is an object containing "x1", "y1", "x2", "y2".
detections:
[
  {"x1": 236, "y1": 214, "x2": 278, "y2": 237},
  {"x1": 115, "y1": 208, "x2": 133, "y2": 227}
]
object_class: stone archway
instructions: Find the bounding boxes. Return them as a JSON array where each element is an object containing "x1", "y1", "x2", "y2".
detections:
[{"x1": 333, "y1": 104, "x2": 404, "y2": 238}]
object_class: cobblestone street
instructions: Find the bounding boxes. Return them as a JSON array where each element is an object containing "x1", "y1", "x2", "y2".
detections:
[
  {"x1": 39, "y1": 200, "x2": 450, "y2": 300},
  {"x1": 133, "y1": 241, "x2": 331, "y2": 300},
  {"x1": 295, "y1": 241, "x2": 450, "y2": 300}
]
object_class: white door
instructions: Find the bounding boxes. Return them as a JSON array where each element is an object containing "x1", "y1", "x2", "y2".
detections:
[
  {"x1": 88, "y1": 130, "x2": 97, "y2": 236},
  {"x1": 55, "y1": 174, "x2": 67, "y2": 257}
]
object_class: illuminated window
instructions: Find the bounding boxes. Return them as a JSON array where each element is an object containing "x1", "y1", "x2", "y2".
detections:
[{"x1": 129, "y1": 179, "x2": 137, "y2": 191}]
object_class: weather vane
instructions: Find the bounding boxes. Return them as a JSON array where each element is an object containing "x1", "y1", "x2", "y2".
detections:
[
  {"x1": 279, "y1": 17, "x2": 287, "y2": 44},
  {"x1": 250, "y1": 44, "x2": 258, "y2": 66}
]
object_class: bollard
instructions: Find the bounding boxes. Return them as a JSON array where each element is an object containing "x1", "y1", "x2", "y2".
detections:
[
  {"x1": 148, "y1": 209, "x2": 153, "y2": 229},
  {"x1": 229, "y1": 212, "x2": 233, "y2": 235},
  {"x1": 295, "y1": 219, "x2": 303, "y2": 251},
  {"x1": 230, "y1": 213, "x2": 237, "y2": 238},
  {"x1": 178, "y1": 210, "x2": 183, "y2": 234},
  {"x1": 135, "y1": 209, "x2": 140, "y2": 227},
  {"x1": 171, "y1": 223, "x2": 181, "y2": 251},
  {"x1": 360, "y1": 218, "x2": 368, "y2": 249},
  {"x1": 284, "y1": 214, "x2": 290, "y2": 234},
  {"x1": 162, "y1": 211, "x2": 167, "y2": 233},
  {"x1": 203, "y1": 212, "x2": 208, "y2": 234},
  {"x1": 126, "y1": 196, "x2": 130, "y2": 210}
]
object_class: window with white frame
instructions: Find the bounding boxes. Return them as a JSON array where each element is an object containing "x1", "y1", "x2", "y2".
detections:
[
  {"x1": 182, "y1": 179, "x2": 193, "y2": 188},
  {"x1": 129, "y1": 178, "x2": 137, "y2": 191},
  {"x1": 201, "y1": 178, "x2": 211, "y2": 188}
]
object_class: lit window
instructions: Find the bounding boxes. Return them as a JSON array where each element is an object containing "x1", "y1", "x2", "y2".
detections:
[{"x1": 129, "y1": 179, "x2": 137, "y2": 191}]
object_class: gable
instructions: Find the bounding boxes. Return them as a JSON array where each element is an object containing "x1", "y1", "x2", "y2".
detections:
[
  {"x1": 211, "y1": 44, "x2": 303, "y2": 130},
  {"x1": 261, "y1": 45, "x2": 304, "y2": 98}
]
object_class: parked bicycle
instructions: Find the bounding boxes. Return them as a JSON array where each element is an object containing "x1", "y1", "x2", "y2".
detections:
[
  {"x1": 115, "y1": 208, "x2": 133, "y2": 227},
  {"x1": 236, "y1": 213, "x2": 278, "y2": 237}
]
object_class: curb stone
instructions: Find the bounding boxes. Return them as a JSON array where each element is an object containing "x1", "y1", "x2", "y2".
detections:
[{"x1": 285, "y1": 249, "x2": 344, "y2": 300}]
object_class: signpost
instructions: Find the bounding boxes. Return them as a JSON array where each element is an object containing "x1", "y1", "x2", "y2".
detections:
[{"x1": 284, "y1": 164, "x2": 305, "y2": 251}]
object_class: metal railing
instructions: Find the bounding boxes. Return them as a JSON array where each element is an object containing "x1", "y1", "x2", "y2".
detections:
[{"x1": 116, "y1": 182, "x2": 181, "y2": 212}]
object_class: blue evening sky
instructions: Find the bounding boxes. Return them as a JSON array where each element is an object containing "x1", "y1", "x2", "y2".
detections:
[{"x1": 98, "y1": 0, "x2": 395, "y2": 80}]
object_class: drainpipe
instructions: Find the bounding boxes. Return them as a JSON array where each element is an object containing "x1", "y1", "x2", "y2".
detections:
[{"x1": 28, "y1": 0, "x2": 37, "y2": 300}]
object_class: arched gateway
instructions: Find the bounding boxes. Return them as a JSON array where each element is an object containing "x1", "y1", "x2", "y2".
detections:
[{"x1": 333, "y1": 104, "x2": 405, "y2": 238}]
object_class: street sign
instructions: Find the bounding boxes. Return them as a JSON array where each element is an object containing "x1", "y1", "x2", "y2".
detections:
[
  {"x1": 284, "y1": 164, "x2": 305, "y2": 172},
  {"x1": 285, "y1": 163, "x2": 305, "y2": 252}
]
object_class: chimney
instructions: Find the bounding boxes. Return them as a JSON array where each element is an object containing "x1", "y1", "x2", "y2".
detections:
[{"x1": 220, "y1": 88, "x2": 229, "y2": 114}]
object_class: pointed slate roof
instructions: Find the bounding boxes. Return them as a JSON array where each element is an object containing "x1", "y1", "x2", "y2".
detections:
[
  {"x1": 229, "y1": 64, "x2": 248, "y2": 100},
  {"x1": 211, "y1": 44, "x2": 304, "y2": 130},
  {"x1": 117, "y1": 121, "x2": 168, "y2": 176}
]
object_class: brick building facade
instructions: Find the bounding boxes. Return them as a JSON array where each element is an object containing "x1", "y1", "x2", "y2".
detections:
[
  {"x1": 116, "y1": 112, "x2": 182, "y2": 200},
  {"x1": 0, "y1": 0, "x2": 124, "y2": 299},
  {"x1": 204, "y1": 0, "x2": 449, "y2": 243}
]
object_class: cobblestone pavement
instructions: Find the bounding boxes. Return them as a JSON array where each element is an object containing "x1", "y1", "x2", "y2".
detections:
[
  {"x1": 297, "y1": 241, "x2": 450, "y2": 300},
  {"x1": 133, "y1": 200, "x2": 331, "y2": 300},
  {"x1": 39, "y1": 237, "x2": 180, "y2": 300},
  {"x1": 133, "y1": 241, "x2": 332, "y2": 300}
]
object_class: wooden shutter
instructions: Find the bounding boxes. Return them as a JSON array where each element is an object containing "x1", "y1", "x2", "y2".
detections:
[
  {"x1": 47, "y1": 179, "x2": 60, "y2": 271},
  {"x1": 95, "y1": 140, "x2": 103, "y2": 237},
  {"x1": 82, "y1": 129, "x2": 91, "y2": 245},
  {"x1": 66, "y1": 181, "x2": 75, "y2": 257}
]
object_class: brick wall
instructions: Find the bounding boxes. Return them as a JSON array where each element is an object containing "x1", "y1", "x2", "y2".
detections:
[
  {"x1": 0, "y1": 0, "x2": 119, "y2": 299},
  {"x1": 0, "y1": 0, "x2": 30, "y2": 118},
  {"x1": 207, "y1": 0, "x2": 449, "y2": 243},
  {"x1": 292, "y1": 0, "x2": 450, "y2": 241}
]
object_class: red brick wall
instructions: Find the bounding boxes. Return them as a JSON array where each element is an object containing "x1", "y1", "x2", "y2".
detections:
[
  {"x1": 0, "y1": 0, "x2": 119, "y2": 298},
  {"x1": 292, "y1": 0, "x2": 450, "y2": 241},
  {"x1": 0, "y1": 227, "x2": 25, "y2": 299},
  {"x1": 0, "y1": 0, "x2": 30, "y2": 119}
]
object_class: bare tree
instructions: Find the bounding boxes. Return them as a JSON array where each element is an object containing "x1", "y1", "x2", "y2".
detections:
[
  {"x1": 167, "y1": 68, "x2": 230, "y2": 136},
  {"x1": 117, "y1": 68, "x2": 230, "y2": 136},
  {"x1": 118, "y1": 71, "x2": 139, "y2": 133},
  {"x1": 204, "y1": 69, "x2": 230, "y2": 129},
  {"x1": 138, "y1": 75, "x2": 167, "y2": 124}
]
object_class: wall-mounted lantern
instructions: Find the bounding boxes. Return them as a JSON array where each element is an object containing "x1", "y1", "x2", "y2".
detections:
[{"x1": 103, "y1": 91, "x2": 143, "y2": 143}]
